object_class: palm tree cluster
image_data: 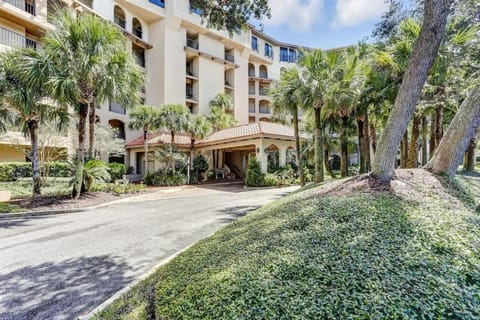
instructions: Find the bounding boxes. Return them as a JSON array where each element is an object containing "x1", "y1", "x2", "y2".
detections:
[
  {"x1": 0, "y1": 8, "x2": 143, "y2": 198},
  {"x1": 270, "y1": 0, "x2": 480, "y2": 182}
]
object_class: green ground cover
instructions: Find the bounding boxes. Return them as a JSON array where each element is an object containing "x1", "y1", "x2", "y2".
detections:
[{"x1": 96, "y1": 170, "x2": 480, "y2": 319}]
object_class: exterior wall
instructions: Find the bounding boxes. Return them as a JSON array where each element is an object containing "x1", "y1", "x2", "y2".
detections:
[{"x1": 0, "y1": 145, "x2": 25, "y2": 162}]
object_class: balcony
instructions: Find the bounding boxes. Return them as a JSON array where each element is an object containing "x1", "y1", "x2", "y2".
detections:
[
  {"x1": 259, "y1": 87, "x2": 270, "y2": 96},
  {"x1": 114, "y1": 16, "x2": 126, "y2": 29},
  {"x1": 249, "y1": 88, "x2": 255, "y2": 95},
  {"x1": 109, "y1": 101, "x2": 126, "y2": 114},
  {"x1": 0, "y1": 27, "x2": 37, "y2": 50},
  {"x1": 186, "y1": 38, "x2": 199, "y2": 50},
  {"x1": 3, "y1": 0, "x2": 36, "y2": 15},
  {"x1": 249, "y1": 104, "x2": 255, "y2": 113}
]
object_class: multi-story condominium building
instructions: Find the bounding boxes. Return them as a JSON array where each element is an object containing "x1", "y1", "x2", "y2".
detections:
[{"x1": 0, "y1": 0, "x2": 304, "y2": 175}]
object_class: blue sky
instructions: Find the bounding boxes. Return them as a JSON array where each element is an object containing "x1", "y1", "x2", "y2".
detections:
[{"x1": 256, "y1": 0, "x2": 392, "y2": 49}]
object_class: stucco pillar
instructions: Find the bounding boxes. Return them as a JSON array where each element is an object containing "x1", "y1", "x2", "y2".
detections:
[
  {"x1": 279, "y1": 146, "x2": 287, "y2": 167},
  {"x1": 258, "y1": 140, "x2": 268, "y2": 173}
]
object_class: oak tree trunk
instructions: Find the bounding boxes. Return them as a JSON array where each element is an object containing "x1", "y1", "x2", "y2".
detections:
[
  {"x1": 293, "y1": 108, "x2": 305, "y2": 186},
  {"x1": 371, "y1": 0, "x2": 452, "y2": 181},
  {"x1": 314, "y1": 108, "x2": 324, "y2": 182},
  {"x1": 28, "y1": 120, "x2": 41, "y2": 198},
  {"x1": 407, "y1": 114, "x2": 421, "y2": 168},
  {"x1": 72, "y1": 103, "x2": 89, "y2": 199},
  {"x1": 426, "y1": 85, "x2": 480, "y2": 177},
  {"x1": 421, "y1": 116, "x2": 428, "y2": 165}
]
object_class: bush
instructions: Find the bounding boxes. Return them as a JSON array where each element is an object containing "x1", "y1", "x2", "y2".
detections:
[
  {"x1": 246, "y1": 158, "x2": 264, "y2": 187},
  {"x1": 83, "y1": 159, "x2": 111, "y2": 191},
  {"x1": 0, "y1": 162, "x2": 71, "y2": 182},
  {"x1": 108, "y1": 163, "x2": 127, "y2": 182},
  {"x1": 90, "y1": 183, "x2": 144, "y2": 195},
  {"x1": 143, "y1": 170, "x2": 186, "y2": 186},
  {"x1": 262, "y1": 173, "x2": 280, "y2": 187}
]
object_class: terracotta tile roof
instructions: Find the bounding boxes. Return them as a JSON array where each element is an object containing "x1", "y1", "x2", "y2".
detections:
[
  {"x1": 126, "y1": 131, "x2": 191, "y2": 148},
  {"x1": 126, "y1": 122, "x2": 308, "y2": 149}
]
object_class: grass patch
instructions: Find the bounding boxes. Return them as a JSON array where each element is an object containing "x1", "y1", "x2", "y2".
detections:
[
  {"x1": 0, "y1": 178, "x2": 71, "y2": 199},
  {"x1": 0, "y1": 202, "x2": 22, "y2": 214},
  {"x1": 95, "y1": 172, "x2": 480, "y2": 319}
]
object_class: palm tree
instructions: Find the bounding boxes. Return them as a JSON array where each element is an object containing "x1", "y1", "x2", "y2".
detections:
[
  {"x1": 185, "y1": 114, "x2": 211, "y2": 182},
  {"x1": 270, "y1": 67, "x2": 306, "y2": 186},
  {"x1": 128, "y1": 105, "x2": 160, "y2": 174},
  {"x1": 0, "y1": 49, "x2": 69, "y2": 197},
  {"x1": 208, "y1": 93, "x2": 236, "y2": 131},
  {"x1": 22, "y1": 8, "x2": 143, "y2": 198},
  {"x1": 156, "y1": 104, "x2": 190, "y2": 172}
]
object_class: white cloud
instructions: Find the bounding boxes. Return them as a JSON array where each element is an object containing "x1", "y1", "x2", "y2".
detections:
[
  {"x1": 263, "y1": 0, "x2": 324, "y2": 31},
  {"x1": 334, "y1": 0, "x2": 388, "y2": 27}
]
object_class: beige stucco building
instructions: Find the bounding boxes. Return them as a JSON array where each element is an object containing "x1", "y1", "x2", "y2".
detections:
[{"x1": 0, "y1": 0, "x2": 303, "y2": 175}]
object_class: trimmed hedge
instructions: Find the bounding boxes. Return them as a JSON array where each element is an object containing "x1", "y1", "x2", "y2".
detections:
[{"x1": 0, "y1": 162, "x2": 71, "y2": 182}]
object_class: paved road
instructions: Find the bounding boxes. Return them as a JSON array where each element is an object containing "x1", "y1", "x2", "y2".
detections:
[{"x1": 0, "y1": 185, "x2": 297, "y2": 320}]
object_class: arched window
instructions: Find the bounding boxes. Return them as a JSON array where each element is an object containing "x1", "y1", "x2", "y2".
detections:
[
  {"x1": 132, "y1": 18, "x2": 142, "y2": 38},
  {"x1": 266, "y1": 144, "x2": 279, "y2": 172},
  {"x1": 109, "y1": 119, "x2": 126, "y2": 140},
  {"x1": 114, "y1": 6, "x2": 126, "y2": 29},
  {"x1": 248, "y1": 63, "x2": 255, "y2": 77},
  {"x1": 259, "y1": 65, "x2": 268, "y2": 79}
]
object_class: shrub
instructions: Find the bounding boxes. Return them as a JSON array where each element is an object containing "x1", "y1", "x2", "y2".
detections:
[
  {"x1": 108, "y1": 163, "x2": 127, "y2": 182},
  {"x1": 263, "y1": 173, "x2": 280, "y2": 187},
  {"x1": 143, "y1": 170, "x2": 186, "y2": 186},
  {"x1": 0, "y1": 162, "x2": 71, "y2": 182},
  {"x1": 83, "y1": 159, "x2": 111, "y2": 191},
  {"x1": 246, "y1": 158, "x2": 264, "y2": 187},
  {"x1": 90, "y1": 183, "x2": 144, "y2": 195}
]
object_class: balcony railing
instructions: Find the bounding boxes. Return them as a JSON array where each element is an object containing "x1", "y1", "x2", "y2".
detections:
[
  {"x1": 259, "y1": 72, "x2": 268, "y2": 79},
  {"x1": 249, "y1": 105, "x2": 255, "y2": 113},
  {"x1": 259, "y1": 106, "x2": 271, "y2": 114},
  {"x1": 109, "y1": 101, "x2": 126, "y2": 114},
  {"x1": 0, "y1": 27, "x2": 37, "y2": 50},
  {"x1": 224, "y1": 53, "x2": 234, "y2": 63},
  {"x1": 249, "y1": 88, "x2": 255, "y2": 95},
  {"x1": 186, "y1": 38, "x2": 199, "y2": 50},
  {"x1": 259, "y1": 88, "x2": 270, "y2": 96},
  {"x1": 3, "y1": 0, "x2": 36, "y2": 15}
]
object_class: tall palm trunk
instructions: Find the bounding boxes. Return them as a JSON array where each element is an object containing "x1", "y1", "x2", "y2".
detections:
[
  {"x1": 371, "y1": 0, "x2": 451, "y2": 182},
  {"x1": 357, "y1": 116, "x2": 366, "y2": 174},
  {"x1": 400, "y1": 130, "x2": 409, "y2": 168},
  {"x1": 28, "y1": 119, "x2": 41, "y2": 198},
  {"x1": 143, "y1": 127, "x2": 149, "y2": 174},
  {"x1": 464, "y1": 132, "x2": 478, "y2": 172},
  {"x1": 363, "y1": 113, "x2": 371, "y2": 171},
  {"x1": 170, "y1": 131, "x2": 175, "y2": 173},
  {"x1": 426, "y1": 85, "x2": 480, "y2": 177},
  {"x1": 323, "y1": 126, "x2": 336, "y2": 179},
  {"x1": 340, "y1": 117, "x2": 349, "y2": 178},
  {"x1": 435, "y1": 104, "x2": 444, "y2": 144},
  {"x1": 190, "y1": 138, "x2": 195, "y2": 183},
  {"x1": 293, "y1": 108, "x2": 305, "y2": 186},
  {"x1": 87, "y1": 97, "x2": 96, "y2": 159},
  {"x1": 72, "y1": 103, "x2": 89, "y2": 199},
  {"x1": 369, "y1": 122, "x2": 377, "y2": 154},
  {"x1": 314, "y1": 107, "x2": 324, "y2": 182},
  {"x1": 407, "y1": 114, "x2": 421, "y2": 168},
  {"x1": 429, "y1": 114, "x2": 436, "y2": 156},
  {"x1": 421, "y1": 116, "x2": 428, "y2": 165}
]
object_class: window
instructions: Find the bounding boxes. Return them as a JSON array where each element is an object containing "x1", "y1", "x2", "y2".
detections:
[
  {"x1": 251, "y1": 36, "x2": 258, "y2": 52},
  {"x1": 149, "y1": 0, "x2": 165, "y2": 8},
  {"x1": 189, "y1": 0, "x2": 203, "y2": 15},
  {"x1": 114, "y1": 6, "x2": 126, "y2": 29},
  {"x1": 280, "y1": 47, "x2": 297, "y2": 62},
  {"x1": 132, "y1": 18, "x2": 142, "y2": 39},
  {"x1": 265, "y1": 43, "x2": 273, "y2": 59}
]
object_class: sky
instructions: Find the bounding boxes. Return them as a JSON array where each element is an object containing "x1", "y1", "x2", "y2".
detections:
[{"x1": 256, "y1": 0, "x2": 392, "y2": 49}]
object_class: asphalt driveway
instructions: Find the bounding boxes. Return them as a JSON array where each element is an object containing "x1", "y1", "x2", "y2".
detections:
[{"x1": 0, "y1": 184, "x2": 297, "y2": 320}]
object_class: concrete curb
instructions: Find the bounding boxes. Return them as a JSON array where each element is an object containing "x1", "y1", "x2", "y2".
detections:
[{"x1": 77, "y1": 241, "x2": 198, "y2": 319}]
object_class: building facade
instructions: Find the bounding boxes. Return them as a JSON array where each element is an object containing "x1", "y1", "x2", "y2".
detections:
[{"x1": 0, "y1": 0, "x2": 302, "y2": 172}]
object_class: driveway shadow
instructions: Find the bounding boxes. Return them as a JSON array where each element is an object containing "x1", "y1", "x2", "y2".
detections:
[
  {"x1": 0, "y1": 255, "x2": 133, "y2": 320},
  {"x1": 217, "y1": 205, "x2": 261, "y2": 223}
]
